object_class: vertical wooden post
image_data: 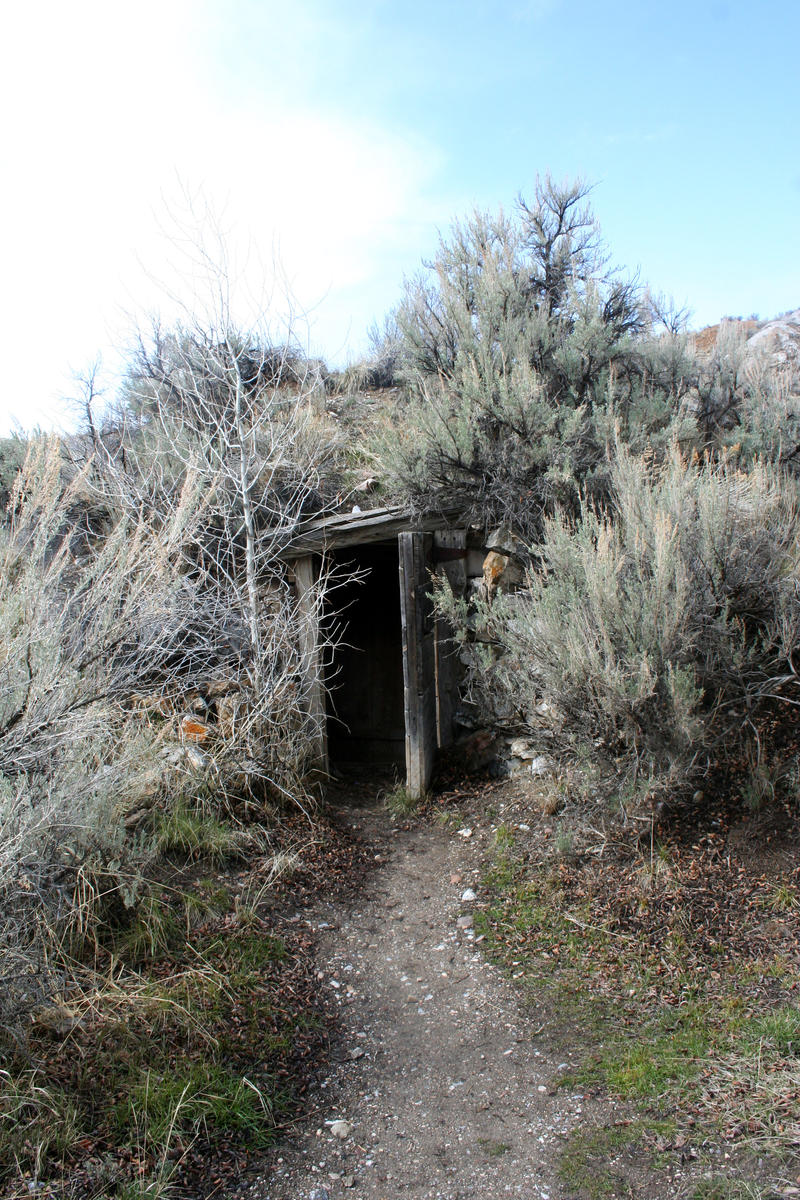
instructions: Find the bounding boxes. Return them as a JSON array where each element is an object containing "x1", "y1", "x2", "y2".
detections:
[
  {"x1": 433, "y1": 529, "x2": 467, "y2": 749},
  {"x1": 293, "y1": 554, "x2": 328, "y2": 774},
  {"x1": 398, "y1": 532, "x2": 437, "y2": 797}
]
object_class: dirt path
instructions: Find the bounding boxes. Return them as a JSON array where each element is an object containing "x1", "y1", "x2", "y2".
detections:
[{"x1": 233, "y1": 791, "x2": 633, "y2": 1200}]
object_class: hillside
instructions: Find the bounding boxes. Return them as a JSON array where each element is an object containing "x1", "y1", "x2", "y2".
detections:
[
  {"x1": 1, "y1": 176, "x2": 799, "y2": 1199},
  {"x1": 691, "y1": 310, "x2": 800, "y2": 367}
]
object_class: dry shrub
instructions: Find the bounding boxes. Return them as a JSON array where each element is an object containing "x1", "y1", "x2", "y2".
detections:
[
  {"x1": 0, "y1": 421, "x2": 329, "y2": 1037},
  {"x1": 0, "y1": 439, "x2": 205, "y2": 1033}
]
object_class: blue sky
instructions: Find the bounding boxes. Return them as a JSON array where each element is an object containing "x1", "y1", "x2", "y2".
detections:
[{"x1": 1, "y1": 0, "x2": 797, "y2": 432}]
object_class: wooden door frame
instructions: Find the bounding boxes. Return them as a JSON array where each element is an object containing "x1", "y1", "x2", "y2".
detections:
[
  {"x1": 293, "y1": 522, "x2": 466, "y2": 794},
  {"x1": 398, "y1": 532, "x2": 437, "y2": 797}
]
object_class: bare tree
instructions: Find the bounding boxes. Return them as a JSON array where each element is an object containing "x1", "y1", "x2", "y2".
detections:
[
  {"x1": 74, "y1": 221, "x2": 342, "y2": 807},
  {"x1": 0, "y1": 222, "x2": 342, "y2": 1036}
]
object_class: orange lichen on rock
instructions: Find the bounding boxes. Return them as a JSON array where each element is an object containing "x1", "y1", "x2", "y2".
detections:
[{"x1": 180, "y1": 715, "x2": 211, "y2": 743}]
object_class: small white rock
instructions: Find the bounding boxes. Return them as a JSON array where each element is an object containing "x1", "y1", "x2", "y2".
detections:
[
  {"x1": 529, "y1": 756, "x2": 553, "y2": 777},
  {"x1": 185, "y1": 745, "x2": 209, "y2": 771},
  {"x1": 329, "y1": 1119, "x2": 352, "y2": 1140},
  {"x1": 456, "y1": 826, "x2": 473, "y2": 838},
  {"x1": 461, "y1": 888, "x2": 477, "y2": 902}
]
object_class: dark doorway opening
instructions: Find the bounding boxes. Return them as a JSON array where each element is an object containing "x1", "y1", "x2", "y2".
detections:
[{"x1": 325, "y1": 543, "x2": 405, "y2": 772}]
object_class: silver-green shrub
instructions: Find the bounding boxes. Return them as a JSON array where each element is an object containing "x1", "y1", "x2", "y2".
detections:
[
  {"x1": 438, "y1": 444, "x2": 800, "y2": 814},
  {"x1": 380, "y1": 177, "x2": 697, "y2": 537}
]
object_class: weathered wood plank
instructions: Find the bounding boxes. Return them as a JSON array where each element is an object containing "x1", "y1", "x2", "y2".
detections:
[
  {"x1": 293, "y1": 555, "x2": 328, "y2": 774},
  {"x1": 398, "y1": 532, "x2": 437, "y2": 797},
  {"x1": 286, "y1": 505, "x2": 463, "y2": 556},
  {"x1": 433, "y1": 529, "x2": 467, "y2": 750}
]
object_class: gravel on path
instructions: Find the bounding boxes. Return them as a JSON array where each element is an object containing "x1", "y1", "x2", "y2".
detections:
[{"x1": 232, "y1": 797, "x2": 611, "y2": 1200}]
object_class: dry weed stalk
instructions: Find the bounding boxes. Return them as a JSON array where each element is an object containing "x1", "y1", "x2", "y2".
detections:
[{"x1": 0, "y1": 249, "x2": 339, "y2": 1034}]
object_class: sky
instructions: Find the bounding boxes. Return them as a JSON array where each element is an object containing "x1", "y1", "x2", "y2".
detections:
[{"x1": 0, "y1": 0, "x2": 797, "y2": 434}]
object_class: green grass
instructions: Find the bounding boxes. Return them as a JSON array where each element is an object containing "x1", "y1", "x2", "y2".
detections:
[
  {"x1": 691, "y1": 1181, "x2": 781, "y2": 1200},
  {"x1": 739, "y1": 1006, "x2": 800, "y2": 1057},
  {"x1": 182, "y1": 880, "x2": 233, "y2": 927},
  {"x1": 115, "y1": 1063, "x2": 285, "y2": 1148},
  {"x1": 117, "y1": 887, "x2": 183, "y2": 963},
  {"x1": 764, "y1": 882, "x2": 798, "y2": 913},
  {"x1": 1, "y1": 903, "x2": 321, "y2": 1197},
  {"x1": 477, "y1": 1137, "x2": 511, "y2": 1157},
  {"x1": 560, "y1": 1001, "x2": 719, "y2": 1103},
  {"x1": 558, "y1": 1122, "x2": 645, "y2": 1199},
  {"x1": 155, "y1": 800, "x2": 243, "y2": 864},
  {"x1": 432, "y1": 805, "x2": 465, "y2": 830},
  {"x1": 0, "y1": 1070, "x2": 84, "y2": 1183},
  {"x1": 558, "y1": 1118, "x2": 681, "y2": 1199},
  {"x1": 383, "y1": 783, "x2": 422, "y2": 817},
  {"x1": 474, "y1": 831, "x2": 800, "y2": 1193},
  {"x1": 492, "y1": 821, "x2": 516, "y2": 851}
]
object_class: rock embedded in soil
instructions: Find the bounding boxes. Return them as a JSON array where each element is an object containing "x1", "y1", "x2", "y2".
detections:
[
  {"x1": 509, "y1": 737, "x2": 539, "y2": 759},
  {"x1": 529, "y1": 755, "x2": 554, "y2": 777}
]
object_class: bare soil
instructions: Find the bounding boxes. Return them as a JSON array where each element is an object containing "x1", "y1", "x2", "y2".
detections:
[{"x1": 231, "y1": 781, "x2": 722, "y2": 1200}]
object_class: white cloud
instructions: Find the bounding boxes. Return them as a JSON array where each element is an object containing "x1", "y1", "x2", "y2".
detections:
[
  {"x1": 110, "y1": 104, "x2": 445, "y2": 362},
  {"x1": 0, "y1": 0, "x2": 448, "y2": 432}
]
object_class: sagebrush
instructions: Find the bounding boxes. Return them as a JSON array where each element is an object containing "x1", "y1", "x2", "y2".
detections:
[{"x1": 437, "y1": 443, "x2": 800, "y2": 819}]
